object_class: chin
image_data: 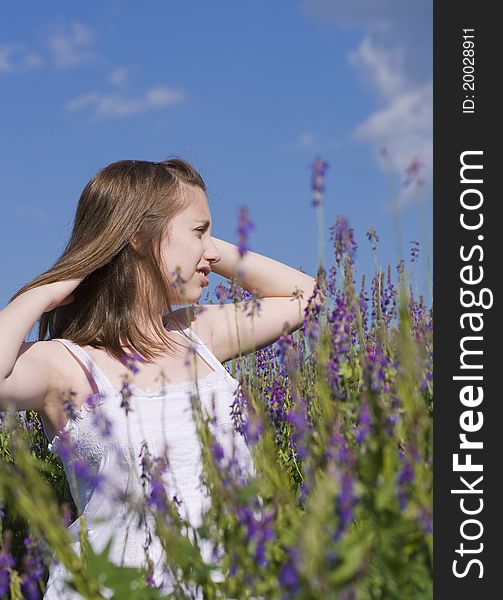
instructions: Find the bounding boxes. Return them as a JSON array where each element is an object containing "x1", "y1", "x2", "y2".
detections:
[{"x1": 179, "y1": 288, "x2": 203, "y2": 306}]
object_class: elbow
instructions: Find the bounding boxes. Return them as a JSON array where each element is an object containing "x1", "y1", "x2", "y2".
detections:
[{"x1": 297, "y1": 276, "x2": 318, "y2": 299}]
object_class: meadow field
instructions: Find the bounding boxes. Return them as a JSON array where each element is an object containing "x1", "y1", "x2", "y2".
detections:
[{"x1": 0, "y1": 160, "x2": 433, "y2": 599}]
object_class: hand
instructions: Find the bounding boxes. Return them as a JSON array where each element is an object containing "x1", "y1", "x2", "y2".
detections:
[{"x1": 39, "y1": 277, "x2": 86, "y2": 313}]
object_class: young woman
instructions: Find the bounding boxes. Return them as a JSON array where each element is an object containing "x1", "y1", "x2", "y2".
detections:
[{"x1": 0, "y1": 158, "x2": 316, "y2": 598}]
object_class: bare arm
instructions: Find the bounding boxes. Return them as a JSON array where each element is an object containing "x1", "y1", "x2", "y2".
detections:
[
  {"x1": 211, "y1": 237, "x2": 316, "y2": 300},
  {"x1": 0, "y1": 289, "x2": 49, "y2": 381},
  {"x1": 204, "y1": 237, "x2": 317, "y2": 362},
  {"x1": 0, "y1": 279, "x2": 81, "y2": 412}
]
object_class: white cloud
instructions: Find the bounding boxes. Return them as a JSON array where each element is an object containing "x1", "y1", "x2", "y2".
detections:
[
  {"x1": 66, "y1": 86, "x2": 186, "y2": 119},
  {"x1": 109, "y1": 66, "x2": 128, "y2": 86},
  {"x1": 45, "y1": 21, "x2": 97, "y2": 69},
  {"x1": 299, "y1": 132, "x2": 316, "y2": 148},
  {"x1": 145, "y1": 86, "x2": 185, "y2": 107},
  {"x1": 354, "y1": 81, "x2": 432, "y2": 208},
  {"x1": 353, "y1": 81, "x2": 432, "y2": 150},
  {"x1": 65, "y1": 92, "x2": 101, "y2": 112},
  {"x1": 348, "y1": 36, "x2": 407, "y2": 101},
  {"x1": 1, "y1": 20, "x2": 95, "y2": 74},
  {"x1": 302, "y1": 0, "x2": 432, "y2": 207},
  {"x1": 302, "y1": 0, "x2": 430, "y2": 31},
  {"x1": 0, "y1": 44, "x2": 43, "y2": 73},
  {"x1": 348, "y1": 36, "x2": 432, "y2": 204}
]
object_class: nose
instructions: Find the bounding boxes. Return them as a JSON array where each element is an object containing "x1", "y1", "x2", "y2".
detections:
[{"x1": 204, "y1": 236, "x2": 221, "y2": 264}]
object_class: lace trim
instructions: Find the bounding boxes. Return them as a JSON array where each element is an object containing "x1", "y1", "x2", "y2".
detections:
[
  {"x1": 47, "y1": 391, "x2": 106, "y2": 454},
  {"x1": 116, "y1": 367, "x2": 225, "y2": 397},
  {"x1": 46, "y1": 374, "x2": 239, "y2": 453}
]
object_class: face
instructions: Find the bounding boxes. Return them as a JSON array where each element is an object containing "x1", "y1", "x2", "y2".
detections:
[{"x1": 160, "y1": 185, "x2": 221, "y2": 305}]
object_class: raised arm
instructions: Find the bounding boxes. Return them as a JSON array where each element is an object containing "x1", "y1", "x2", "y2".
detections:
[
  {"x1": 203, "y1": 236, "x2": 317, "y2": 363},
  {"x1": 0, "y1": 280, "x2": 81, "y2": 412}
]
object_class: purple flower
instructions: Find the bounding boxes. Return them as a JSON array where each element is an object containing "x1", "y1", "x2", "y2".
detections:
[
  {"x1": 276, "y1": 332, "x2": 300, "y2": 377},
  {"x1": 148, "y1": 477, "x2": 168, "y2": 513},
  {"x1": 119, "y1": 380, "x2": 133, "y2": 416},
  {"x1": 73, "y1": 459, "x2": 105, "y2": 491},
  {"x1": 237, "y1": 206, "x2": 254, "y2": 258},
  {"x1": 61, "y1": 389, "x2": 79, "y2": 421},
  {"x1": 397, "y1": 450, "x2": 415, "y2": 510},
  {"x1": 327, "y1": 265, "x2": 338, "y2": 299},
  {"x1": 279, "y1": 545, "x2": 302, "y2": 598},
  {"x1": 138, "y1": 446, "x2": 170, "y2": 513},
  {"x1": 355, "y1": 400, "x2": 371, "y2": 444},
  {"x1": 403, "y1": 156, "x2": 424, "y2": 188},
  {"x1": 255, "y1": 344, "x2": 275, "y2": 374},
  {"x1": 398, "y1": 460, "x2": 414, "y2": 486},
  {"x1": 324, "y1": 427, "x2": 350, "y2": 464},
  {"x1": 333, "y1": 469, "x2": 357, "y2": 541},
  {"x1": 242, "y1": 411, "x2": 264, "y2": 448},
  {"x1": 366, "y1": 226, "x2": 379, "y2": 251},
  {"x1": 310, "y1": 156, "x2": 330, "y2": 208},
  {"x1": 418, "y1": 506, "x2": 433, "y2": 534},
  {"x1": 229, "y1": 550, "x2": 238, "y2": 576},
  {"x1": 236, "y1": 504, "x2": 276, "y2": 566},
  {"x1": 20, "y1": 536, "x2": 45, "y2": 600},
  {"x1": 211, "y1": 441, "x2": 225, "y2": 463},
  {"x1": 327, "y1": 295, "x2": 353, "y2": 399},
  {"x1": 359, "y1": 275, "x2": 369, "y2": 331},
  {"x1": 89, "y1": 401, "x2": 113, "y2": 440},
  {"x1": 285, "y1": 406, "x2": 308, "y2": 436},
  {"x1": 0, "y1": 552, "x2": 16, "y2": 597},
  {"x1": 280, "y1": 562, "x2": 298, "y2": 587},
  {"x1": 329, "y1": 216, "x2": 357, "y2": 267},
  {"x1": 298, "y1": 481, "x2": 310, "y2": 507},
  {"x1": 230, "y1": 384, "x2": 247, "y2": 436},
  {"x1": 301, "y1": 275, "x2": 325, "y2": 351},
  {"x1": 215, "y1": 282, "x2": 230, "y2": 305},
  {"x1": 410, "y1": 240, "x2": 420, "y2": 263},
  {"x1": 120, "y1": 352, "x2": 144, "y2": 375},
  {"x1": 382, "y1": 265, "x2": 398, "y2": 327},
  {"x1": 363, "y1": 344, "x2": 390, "y2": 394},
  {"x1": 339, "y1": 585, "x2": 357, "y2": 600},
  {"x1": 285, "y1": 397, "x2": 310, "y2": 460},
  {"x1": 385, "y1": 397, "x2": 401, "y2": 436}
]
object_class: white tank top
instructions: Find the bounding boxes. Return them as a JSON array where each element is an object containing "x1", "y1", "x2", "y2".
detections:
[{"x1": 41, "y1": 325, "x2": 255, "y2": 599}]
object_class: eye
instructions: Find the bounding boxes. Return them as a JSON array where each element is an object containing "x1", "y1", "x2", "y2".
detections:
[{"x1": 195, "y1": 227, "x2": 205, "y2": 238}]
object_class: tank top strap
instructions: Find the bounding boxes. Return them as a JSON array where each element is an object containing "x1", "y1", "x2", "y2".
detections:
[
  {"x1": 182, "y1": 326, "x2": 228, "y2": 376},
  {"x1": 52, "y1": 338, "x2": 118, "y2": 398}
]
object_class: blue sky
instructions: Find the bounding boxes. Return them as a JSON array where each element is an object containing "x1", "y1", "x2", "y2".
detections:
[{"x1": 0, "y1": 1, "x2": 432, "y2": 337}]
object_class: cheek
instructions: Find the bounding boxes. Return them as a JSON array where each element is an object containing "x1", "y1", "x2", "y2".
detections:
[{"x1": 160, "y1": 248, "x2": 197, "y2": 277}]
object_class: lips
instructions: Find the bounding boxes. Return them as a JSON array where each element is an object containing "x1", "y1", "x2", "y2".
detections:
[{"x1": 195, "y1": 269, "x2": 209, "y2": 285}]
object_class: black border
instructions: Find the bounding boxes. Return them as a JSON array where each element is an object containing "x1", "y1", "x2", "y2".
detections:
[{"x1": 434, "y1": 2, "x2": 500, "y2": 595}]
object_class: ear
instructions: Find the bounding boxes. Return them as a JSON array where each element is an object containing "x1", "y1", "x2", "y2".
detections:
[{"x1": 130, "y1": 232, "x2": 143, "y2": 254}]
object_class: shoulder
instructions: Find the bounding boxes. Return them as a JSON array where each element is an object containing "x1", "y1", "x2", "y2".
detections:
[
  {"x1": 28, "y1": 340, "x2": 89, "y2": 435},
  {"x1": 26, "y1": 339, "x2": 95, "y2": 405},
  {"x1": 16, "y1": 339, "x2": 67, "y2": 377},
  {"x1": 35, "y1": 339, "x2": 80, "y2": 390},
  {"x1": 4, "y1": 340, "x2": 78, "y2": 414}
]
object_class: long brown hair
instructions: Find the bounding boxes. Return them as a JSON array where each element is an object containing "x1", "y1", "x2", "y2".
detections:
[{"x1": 9, "y1": 158, "x2": 207, "y2": 363}]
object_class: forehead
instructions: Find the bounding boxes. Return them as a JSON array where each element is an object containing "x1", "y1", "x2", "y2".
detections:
[{"x1": 177, "y1": 186, "x2": 211, "y2": 222}]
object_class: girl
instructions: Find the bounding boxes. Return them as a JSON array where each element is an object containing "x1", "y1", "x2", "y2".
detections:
[{"x1": 0, "y1": 158, "x2": 316, "y2": 598}]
